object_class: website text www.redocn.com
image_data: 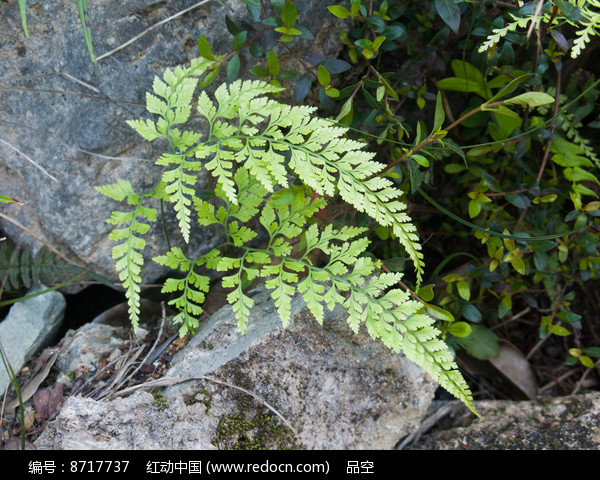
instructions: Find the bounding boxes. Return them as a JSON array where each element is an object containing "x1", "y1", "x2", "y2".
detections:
[{"x1": 207, "y1": 460, "x2": 329, "y2": 474}]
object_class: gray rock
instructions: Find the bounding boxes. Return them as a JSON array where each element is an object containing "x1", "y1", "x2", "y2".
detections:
[
  {"x1": 0, "y1": 0, "x2": 342, "y2": 286},
  {"x1": 36, "y1": 391, "x2": 215, "y2": 450},
  {"x1": 0, "y1": 284, "x2": 66, "y2": 394},
  {"x1": 36, "y1": 285, "x2": 437, "y2": 450},
  {"x1": 54, "y1": 322, "x2": 148, "y2": 387},
  {"x1": 408, "y1": 394, "x2": 600, "y2": 450}
]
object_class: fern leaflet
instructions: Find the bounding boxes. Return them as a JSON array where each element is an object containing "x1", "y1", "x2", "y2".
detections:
[
  {"x1": 96, "y1": 180, "x2": 158, "y2": 331},
  {"x1": 0, "y1": 244, "x2": 96, "y2": 294},
  {"x1": 127, "y1": 57, "x2": 219, "y2": 243},
  {"x1": 153, "y1": 247, "x2": 218, "y2": 336}
]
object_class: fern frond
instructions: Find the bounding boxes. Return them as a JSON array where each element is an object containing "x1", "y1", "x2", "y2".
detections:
[
  {"x1": 219, "y1": 252, "x2": 259, "y2": 334},
  {"x1": 569, "y1": 0, "x2": 600, "y2": 58},
  {"x1": 477, "y1": 14, "x2": 533, "y2": 54},
  {"x1": 0, "y1": 244, "x2": 87, "y2": 293},
  {"x1": 128, "y1": 57, "x2": 216, "y2": 142},
  {"x1": 196, "y1": 80, "x2": 284, "y2": 202},
  {"x1": 126, "y1": 58, "x2": 218, "y2": 243},
  {"x1": 478, "y1": 1, "x2": 600, "y2": 59},
  {"x1": 96, "y1": 181, "x2": 156, "y2": 331},
  {"x1": 153, "y1": 247, "x2": 216, "y2": 336},
  {"x1": 109, "y1": 63, "x2": 476, "y2": 413}
]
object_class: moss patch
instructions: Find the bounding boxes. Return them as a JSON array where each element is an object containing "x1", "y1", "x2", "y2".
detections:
[
  {"x1": 211, "y1": 363, "x2": 301, "y2": 450},
  {"x1": 152, "y1": 392, "x2": 169, "y2": 411},
  {"x1": 183, "y1": 388, "x2": 213, "y2": 414}
]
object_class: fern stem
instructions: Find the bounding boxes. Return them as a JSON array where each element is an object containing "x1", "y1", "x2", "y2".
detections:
[
  {"x1": 0, "y1": 340, "x2": 26, "y2": 449},
  {"x1": 160, "y1": 199, "x2": 171, "y2": 251}
]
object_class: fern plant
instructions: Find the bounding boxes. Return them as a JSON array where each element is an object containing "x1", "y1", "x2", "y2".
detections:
[
  {"x1": 0, "y1": 242, "x2": 109, "y2": 307},
  {"x1": 97, "y1": 57, "x2": 476, "y2": 414},
  {"x1": 478, "y1": 0, "x2": 600, "y2": 59}
]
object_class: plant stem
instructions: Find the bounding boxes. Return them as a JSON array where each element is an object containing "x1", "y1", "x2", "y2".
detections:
[{"x1": 0, "y1": 340, "x2": 25, "y2": 450}]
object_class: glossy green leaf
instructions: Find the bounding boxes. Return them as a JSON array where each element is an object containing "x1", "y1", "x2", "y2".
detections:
[
  {"x1": 225, "y1": 15, "x2": 241, "y2": 35},
  {"x1": 548, "y1": 324, "x2": 571, "y2": 336},
  {"x1": 468, "y1": 199, "x2": 482, "y2": 218},
  {"x1": 435, "y1": 0, "x2": 461, "y2": 34},
  {"x1": 580, "y1": 355, "x2": 595, "y2": 368},
  {"x1": 511, "y1": 256, "x2": 525, "y2": 275},
  {"x1": 294, "y1": 74, "x2": 312, "y2": 103},
  {"x1": 328, "y1": 5, "x2": 351, "y2": 19},
  {"x1": 426, "y1": 303, "x2": 455, "y2": 322},
  {"x1": 451, "y1": 60, "x2": 484, "y2": 84},
  {"x1": 433, "y1": 91, "x2": 445, "y2": 132},
  {"x1": 503, "y1": 91, "x2": 554, "y2": 107},
  {"x1": 317, "y1": 64, "x2": 330, "y2": 87},
  {"x1": 250, "y1": 66, "x2": 270, "y2": 78},
  {"x1": 463, "y1": 324, "x2": 500, "y2": 360},
  {"x1": 198, "y1": 34, "x2": 215, "y2": 60},
  {"x1": 281, "y1": 0, "x2": 298, "y2": 27},
  {"x1": 417, "y1": 284, "x2": 435, "y2": 302},
  {"x1": 486, "y1": 74, "x2": 533, "y2": 103},
  {"x1": 460, "y1": 303, "x2": 482, "y2": 323},
  {"x1": 447, "y1": 321, "x2": 472, "y2": 338},
  {"x1": 232, "y1": 30, "x2": 247, "y2": 51},
  {"x1": 267, "y1": 50, "x2": 280, "y2": 76},
  {"x1": 505, "y1": 192, "x2": 530, "y2": 209},
  {"x1": 437, "y1": 77, "x2": 484, "y2": 93},
  {"x1": 336, "y1": 97, "x2": 353, "y2": 124},
  {"x1": 457, "y1": 280, "x2": 470, "y2": 301},
  {"x1": 227, "y1": 54, "x2": 240, "y2": 81},
  {"x1": 583, "y1": 347, "x2": 600, "y2": 358}
]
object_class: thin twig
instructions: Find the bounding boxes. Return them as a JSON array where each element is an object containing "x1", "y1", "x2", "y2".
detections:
[
  {"x1": 526, "y1": 284, "x2": 566, "y2": 360},
  {"x1": 92, "y1": 345, "x2": 146, "y2": 400},
  {"x1": 539, "y1": 368, "x2": 579, "y2": 392},
  {"x1": 571, "y1": 358, "x2": 600, "y2": 395},
  {"x1": 491, "y1": 306, "x2": 531, "y2": 330},
  {"x1": 70, "y1": 354, "x2": 125, "y2": 398},
  {"x1": 0, "y1": 138, "x2": 58, "y2": 182},
  {"x1": 113, "y1": 302, "x2": 169, "y2": 391},
  {"x1": 0, "y1": 86, "x2": 144, "y2": 107},
  {"x1": 396, "y1": 401, "x2": 462, "y2": 449},
  {"x1": 96, "y1": 0, "x2": 213, "y2": 62},
  {"x1": 0, "y1": 212, "x2": 84, "y2": 268},
  {"x1": 527, "y1": 0, "x2": 545, "y2": 40},
  {"x1": 0, "y1": 118, "x2": 154, "y2": 162},
  {"x1": 61, "y1": 72, "x2": 101, "y2": 93}
]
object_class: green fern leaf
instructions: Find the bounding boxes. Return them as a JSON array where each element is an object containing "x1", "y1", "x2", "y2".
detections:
[
  {"x1": 569, "y1": 0, "x2": 600, "y2": 58},
  {"x1": 126, "y1": 119, "x2": 162, "y2": 142},
  {"x1": 222, "y1": 269, "x2": 255, "y2": 334},
  {"x1": 0, "y1": 244, "x2": 90, "y2": 294},
  {"x1": 105, "y1": 60, "x2": 476, "y2": 414},
  {"x1": 263, "y1": 262, "x2": 298, "y2": 326},
  {"x1": 153, "y1": 247, "x2": 215, "y2": 336},
  {"x1": 96, "y1": 181, "x2": 157, "y2": 331}
]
